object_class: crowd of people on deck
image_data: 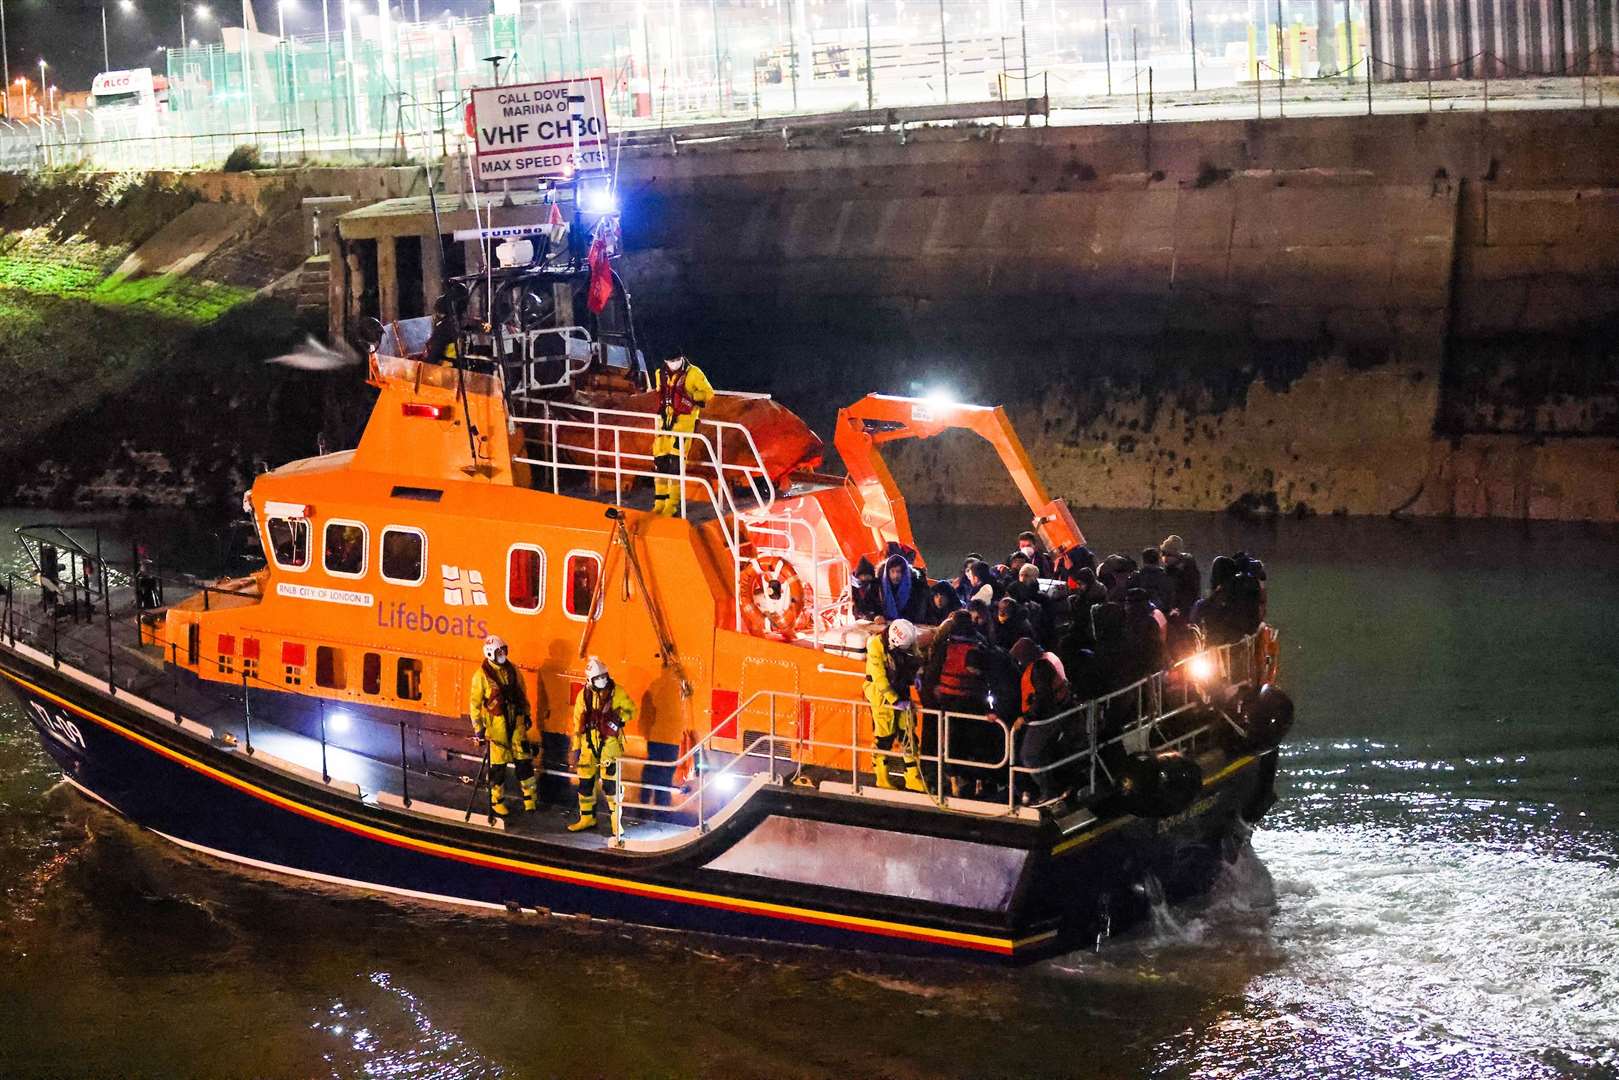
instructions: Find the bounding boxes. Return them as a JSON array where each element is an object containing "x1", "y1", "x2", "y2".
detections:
[{"x1": 850, "y1": 531, "x2": 1268, "y2": 804}]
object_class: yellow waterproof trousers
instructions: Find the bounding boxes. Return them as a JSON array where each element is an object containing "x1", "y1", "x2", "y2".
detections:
[
  {"x1": 652, "y1": 414, "x2": 699, "y2": 516},
  {"x1": 576, "y1": 734, "x2": 624, "y2": 817}
]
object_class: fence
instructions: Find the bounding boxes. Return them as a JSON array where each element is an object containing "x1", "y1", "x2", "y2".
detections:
[{"x1": 3, "y1": 1, "x2": 1619, "y2": 171}]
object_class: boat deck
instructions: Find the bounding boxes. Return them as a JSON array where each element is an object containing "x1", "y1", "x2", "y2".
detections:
[{"x1": 3, "y1": 584, "x2": 693, "y2": 850}]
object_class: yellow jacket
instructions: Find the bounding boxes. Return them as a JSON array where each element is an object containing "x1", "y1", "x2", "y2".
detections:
[
  {"x1": 654, "y1": 362, "x2": 715, "y2": 427},
  {"x1": 865, "y1": 632, "x2": 900, "y2": 707},
  {"x1": 571, "y1": 680, "x2": 637, "y2": 749},
  {"x1": 468, "y1": 660, "x2": 530, "y2": 738}
]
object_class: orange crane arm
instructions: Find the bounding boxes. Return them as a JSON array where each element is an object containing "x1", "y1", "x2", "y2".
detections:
[{"x1": 833, "y1": 394, "x2": 1085, "y2": 565}]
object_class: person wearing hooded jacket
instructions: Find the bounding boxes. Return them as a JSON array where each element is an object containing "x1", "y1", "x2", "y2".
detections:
[
  {"x1": 850, "y1": 556, "x2": 882, "y2": 620},
  {"x1": 991, "y1": 595, "x2": 1034, "y2": 652},
  {"x1": 922, "y1": 579, "x2": 962, "y2": 626},
  {"x1": 878, "y1": 553, "x2": 929, "y2": 624},
  {"x1": 468, "y1": 634, "x2": 536, "y2": 816}
]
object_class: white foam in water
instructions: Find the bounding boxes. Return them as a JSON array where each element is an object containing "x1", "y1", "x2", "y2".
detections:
[{"x1": 1245, "y1": 826, "x2": 1619, "y2": 1069}]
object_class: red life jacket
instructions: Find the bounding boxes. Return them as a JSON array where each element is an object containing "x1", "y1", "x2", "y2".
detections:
[
  {"x1": 936, "y1": 637, "x2": 986, "y2": 701},
  {"x1": 1020, "y1": 654, "x2": 1071, "y2": 718},
  {"x1": 658, "y1": 365, "x2": 697, "y2": 418},
  {"x1": 580, "y1": 682, "x2": 624, "y2": 740}
]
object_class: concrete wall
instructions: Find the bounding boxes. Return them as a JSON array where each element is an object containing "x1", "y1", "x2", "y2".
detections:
[{"x1": 615, "y1": 109, "x2": 1619, "y2": 522}]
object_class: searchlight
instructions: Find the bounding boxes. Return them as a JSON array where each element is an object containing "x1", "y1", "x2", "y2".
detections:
[{"x1": 580, "y1": 184, "x2": 618, "y2": 216}]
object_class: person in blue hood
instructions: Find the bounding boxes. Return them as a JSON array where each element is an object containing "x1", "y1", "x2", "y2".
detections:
[{"x1": 879, "y1": 553, "x2": 929, "y2": 624}]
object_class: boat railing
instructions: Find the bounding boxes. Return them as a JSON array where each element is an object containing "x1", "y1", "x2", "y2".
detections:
[{"x1": 607, "y1": 630, "x2": 1271, "y2": 841}]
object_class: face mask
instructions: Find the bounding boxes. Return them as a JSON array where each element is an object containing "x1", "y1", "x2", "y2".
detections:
[
  {"x1": 1019, "y1": 545, "x2": 1035, "y2": 557},
  {"x1": 665, "y1": 358, "x2": 683, "y2": 371},
  {"x1": 493, "y1": 649, "x2": 508, "y2": 665},
  {"x1": 591, "y1": 675, "x2": 610, "y2": 690}
]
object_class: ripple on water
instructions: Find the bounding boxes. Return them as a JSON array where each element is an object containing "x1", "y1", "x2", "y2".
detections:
[{"x1": 1241, "y1": 825, "x2": 1619, "y2": 1076}]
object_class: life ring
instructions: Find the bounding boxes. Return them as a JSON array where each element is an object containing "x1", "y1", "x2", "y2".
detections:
[{"x1": 738, "y1": 555, "x2": 806, "y2": 641}]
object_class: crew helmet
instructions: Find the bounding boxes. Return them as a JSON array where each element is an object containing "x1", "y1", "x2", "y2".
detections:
[
  {"x1": 585, "y1": 656, "x2": 611, "y2": 689},
  {"x1": 482, "y1": 634, "x2": 508, "y2": 665},
  {"x1": 888, "y1": 619, "x2": 918, "y2": 652}
]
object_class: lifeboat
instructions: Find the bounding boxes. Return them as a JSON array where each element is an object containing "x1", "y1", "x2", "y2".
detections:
[{"x1": 0, "y1": 192, "x2": 1292, "y2": 962}]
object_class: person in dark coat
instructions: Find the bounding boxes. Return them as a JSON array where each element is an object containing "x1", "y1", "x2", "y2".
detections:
[
  {"x1": 1121, "y1": 587, "x2": 1168, "y2": 683},
  {"x1": 953, "y1": 554, "x2": 985, "y2": 605},
  {"x1": 962, "y1": 559, "x2": 1000, "y2": 604},
  {"x1": 1058, "y1": 591, "x2": 1098, "y2": 679},
  {"x1": 991, "y1": 595, "x2": 1034, "y2": 652},
  {"x1": 1055, "y1": 544, "x2": 1096, "y2": 587},
  {"x1": 921, "y1": 579, "x2": 962, "y2": 626},
  {"x1": 1010, "y1": 637, "x2": 1074, "y2": 804},
  {"x1": 851, "y1": 556, "x2": 882, "y2": 620},
  {"x1": 1130, "y1": 547, "x2": 1177, "y2": 615},
  {"x1": 1006, "y1": 531, "x2": 1054, "y2": 578},
  {"x1": 1160, "y1": 535, "x2": 1201, "y2": 618},
  {"x1": 1007, "y1": 561, "x2": 1044, "y2": 606}
]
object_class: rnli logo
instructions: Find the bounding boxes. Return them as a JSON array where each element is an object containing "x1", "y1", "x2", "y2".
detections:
[{"x1": 441, "y1": 565, "x2": 488, "y2": 607}]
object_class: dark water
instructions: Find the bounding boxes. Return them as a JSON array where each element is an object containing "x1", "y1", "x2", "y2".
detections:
[{"x1": 2, "y1": 506, "x2": 1616, "y2": 1080}]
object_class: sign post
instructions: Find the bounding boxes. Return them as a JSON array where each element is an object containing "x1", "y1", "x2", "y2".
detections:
[{"x1": 470, "y1": 77, "x2": 610, "y2": 184}]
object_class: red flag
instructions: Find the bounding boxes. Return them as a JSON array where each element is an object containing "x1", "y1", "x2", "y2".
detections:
[
  {"x1": 547, "y1": 201, "x2": 564, "y2": 227},
  {"x1": 587, "y1": 229, "x2": 614, "y2": 314}
]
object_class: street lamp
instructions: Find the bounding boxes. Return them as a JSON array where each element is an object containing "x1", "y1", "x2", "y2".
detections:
[
  {"x1": 183, "y1": 5, "x2": 211, "y2": 50},
  {"x1": 102, "y1": 0, "x2": 137, "y2": 73},
  {"x1": 35, "y1": 57, "x2": 44, "y2": 114},
  {"x1": 1, "y1": 1, "x2": 10, "y2": 119}
]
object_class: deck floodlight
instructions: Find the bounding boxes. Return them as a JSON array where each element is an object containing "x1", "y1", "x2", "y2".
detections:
[
  {"x1": 580, "y1": 183, "x2": 618, "y2": 216},
  {"x1": 1188, "y1": 653, "x2": 1216, "y2": 684}
]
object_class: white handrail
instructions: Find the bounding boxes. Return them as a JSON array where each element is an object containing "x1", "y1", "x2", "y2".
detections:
[{"x1": 608, "y1": 630, "x2": 1269, "y2": 837}]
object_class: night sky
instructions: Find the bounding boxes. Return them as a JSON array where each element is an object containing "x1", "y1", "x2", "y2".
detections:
[{"x1": 2, "y1": 1, "x2": 499, "y2": 92}]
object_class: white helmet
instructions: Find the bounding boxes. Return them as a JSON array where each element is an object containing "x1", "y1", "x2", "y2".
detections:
[
  {"x1": 585, "y1": 656, "x2": 611, "y2": 688},
  {"x1": 482, "y1": 634, "x2": 508, "y2": 664},
  {"x1": 888, "y1": 619, "x2": 917, "y2": 652}
]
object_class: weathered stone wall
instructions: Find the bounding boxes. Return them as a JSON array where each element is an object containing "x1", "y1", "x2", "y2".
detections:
[{"x1": 617, "y1": 109, "x2": 1619, "y2": 521}]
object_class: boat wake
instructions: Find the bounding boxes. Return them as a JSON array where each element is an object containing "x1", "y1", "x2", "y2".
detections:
[{"x1": 1043, "y1": 825, "x2": 1619, "y2": 1077}]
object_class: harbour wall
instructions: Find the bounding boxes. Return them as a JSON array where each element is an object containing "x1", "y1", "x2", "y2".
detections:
[{"x1": 616, "y1": 109, "x2": 1619, "y2": 522}]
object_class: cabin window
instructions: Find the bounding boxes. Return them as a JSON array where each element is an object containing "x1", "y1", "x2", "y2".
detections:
[
  {"x1": 267, "y1": 517, "x2": 309, "y2": 570},
  {"x1": 380, "y1": 526, "x2": 426, "y2": 586},
  {"x1": 315, "y1": 646, "x2": 345, "y2": 689},
  {"x1": 186, "y1": 622, "x2": 200, "y2": 666},
  {"x1": 397, "y1": 657, "x2": 423, "y2": 701},
  {"x1": 324, "y1": 520, "x2": 368, "y2": 578},
  {"x1": 217, "y1": 633, "x2": 235, "y2": 675},
  {"x1": 362, "y1": 652, "x2": 382, "y2": 695},
  {"x1": 282, "y1": 641, "x2": 306, "y2": 686},
  {"x1": 563, "y1": 551, "x2": 602, "y2": 621},
  {"x1": 507, "y1": 545, "x2": 546, "y2": 613},
  {"x1": 242, "y1": 637, "x2": 260, "y2": 681}
]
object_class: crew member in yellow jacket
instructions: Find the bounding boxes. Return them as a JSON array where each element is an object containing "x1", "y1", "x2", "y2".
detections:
[
  {"x1": 569, "y1": 656, "x2": 637, "y2": 832},
  {"x1": 651, "y1": 351, "x2": 715, "y2": 516},
  {"x1": 468, "y1": 634, "x2": 536, "y2": 816},
  {"x1": 864, "y1": 618, "x2": 927, "y2": 792}
]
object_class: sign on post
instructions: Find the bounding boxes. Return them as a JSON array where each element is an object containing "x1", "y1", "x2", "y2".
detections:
[{"x1": 471, "y1": 77, "x2": 610, "y2": 183}]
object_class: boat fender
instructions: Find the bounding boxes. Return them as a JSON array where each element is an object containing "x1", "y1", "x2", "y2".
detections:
[
  {"x1": 738, "y1": 556, "x2": 806, "y2": 641},
  {"x1": 1237, "y1": 684, "x2": 1294, "y2": 750},
  {"x1": 1114, "y1": 750, "x2": 1202, "y2": 819}
]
